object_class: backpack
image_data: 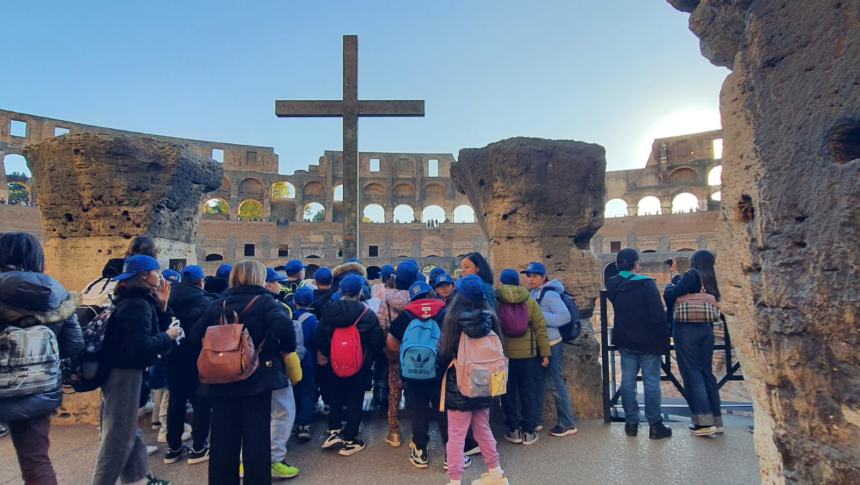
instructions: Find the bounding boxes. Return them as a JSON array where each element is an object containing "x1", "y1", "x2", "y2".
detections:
[
  {"x1": 538, "y1": 288, "x2": 581, "y2": 343},
  {"x1": 400, "y1": 314, "x2": 441, "y2": 381},
  {"x1": 64, "y1": 305, "x2": 114, "y2": 392},
  {"x1": 0, "y1": 324, "x2": 60, "y2": 399},
  {"x1": 198, "y1": 296, "x2": 263, "y2": 385},
  {"x1": 441, "y1": 330, "x2": 508, "y2": 410},
  {"x1": 330, "y1": 307, "x2": 368, "y2": 378},
  {"x1": 293, "y1": 312, "x2": 311, "y2": 361},
  {"x1": 496, "y1": 301, "x2": 530, "y2": 338}
]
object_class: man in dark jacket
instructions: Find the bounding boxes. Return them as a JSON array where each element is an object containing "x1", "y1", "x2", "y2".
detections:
[
  {"x1": 317, "y1": 274, "x2": 384, "y2": 456},
  {"x1": 605, "y1": 248, "x2": 672, "y2": 440}
]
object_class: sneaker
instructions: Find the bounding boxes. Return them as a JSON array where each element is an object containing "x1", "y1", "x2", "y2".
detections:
[
  {"x1": 146, "y1": 445, "x2": 159, "y2": 456},
  {"x1": 187, "y1": 446, "x2": 209, "y2": 465},
  {"x1": 649, "y1": 421, "x2": 673, "y2": 440},
  {"x1": 470, "y1": 471, "x2": 509, "y2": 485},
  {"x1": 549, "y1": 425, "x2": 578, "y2": 437},
  {"x1": 463, "y1": 439, "x2": 481, "y2": 456},
  {"x1": 295, "y1": 424, "x2": 312, "y2": 443},
  {"x1": 535, "y1": 425, "x2": 543, "y2": 432},
  {"x1": 271, "y1": 461, "x2": 300, "y2": 479},
  {"x1": 443, "y1": 455, "x2": 472, "y2": 470},
  {"x1": 504, "y1": 429, "x2": 523, "y2": 444},
  {"x1": 151, "y1": 421, "x2": 162, "y2": 431},
  {"x1": 163, "y1": 445, "x2": 187, "y2": 464},
  {"x1": 157, "y1": 426, "x2": 192, "y2": 444},
  {"x1": 145, "y1": 474, "x2": 170, "y2": 485},
  {"x1": 384, "y1": 430, "x2": 401, "y2": 447},
  {"x1": 321, "y1": 429, "x2": 344, "y2": 449},
  {"x1": 521, "y1": 431, "x2": 539, "y2": 445},
  {"x1": 715, "y1": 426, "x2": 725, "y2": 434},
  {"x1": 338, "y1": 439, "x2": 366, "y2": 456},
  {"x1": 688, "y1": 424, "x2": 718, "y2": 436},
  {"x1": 624, "y1": 423, "x2": 638, "y2": 436},
  {"x1": 408, "y1": 442, "x2": 429, "y2": 468}
]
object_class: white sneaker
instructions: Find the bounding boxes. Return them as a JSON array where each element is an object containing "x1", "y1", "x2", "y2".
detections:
[
  {"x1": 471, "y1": 472, "x2": 509, "y2": 485},
  {"x1": 157, "y1": 424, "x2": 192, "y2": 443},
  {"x1": 146, "y1": 445, "x2": 159, "y2": 456}
]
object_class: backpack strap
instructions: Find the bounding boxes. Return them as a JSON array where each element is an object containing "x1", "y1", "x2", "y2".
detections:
[
  {"x1": 352, "y1": 307, "x2": 369, "y2": 328},
  {"x1": 438, "y1": 360, "x2": 455, "y2": 412},
  {"x1": 536, "y1": 287, "x2": 551, "y2": 304}
]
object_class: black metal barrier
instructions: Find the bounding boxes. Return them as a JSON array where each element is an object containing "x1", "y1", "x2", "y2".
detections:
[{"x1": 600, "y1": 289, "x2": 747, "y2": 423}]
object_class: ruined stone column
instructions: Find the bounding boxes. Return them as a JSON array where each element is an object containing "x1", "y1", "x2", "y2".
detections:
[
  {"x1": 670, "y1": 1, "x2": 860, "y2": 483},
  {"x1": 24, "y1": 133, "x2": 222, "y2": 424},
  {"x1": 452, "y1": 137, "x2": 606, "y2": 418}
]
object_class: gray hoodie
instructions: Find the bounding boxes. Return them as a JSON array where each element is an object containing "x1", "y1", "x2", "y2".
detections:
[{"x1": 530, "y1": 279, "x2": 571, "y2": 342}]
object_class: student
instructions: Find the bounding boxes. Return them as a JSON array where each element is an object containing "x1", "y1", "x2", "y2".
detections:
[
  {"x1": 312, "y1": 267, "x2": 335, "y2": 316},
  {"x1": 204, "y1": 264, "x2": 232, "y2": 295},
  {"x1": 369, "y1": 264, "x2": 394, "y2": 409},
  {"x1": 0, "y1": 233, "x2": 84, "y2": 485},
  {"x1": 264, "y1": 268, "x2": 293, "y2": 314},
  {"x1": 428, "y1": 267, "x2": 446, "y2": 285},
  {"x1": 163, "y1": 265, "x2": 215, "y2": 465},
  {"x1": 433, "y1": 274, "x2": 457, "y2": 305},
  {"x1": 292, "y1": 287, "x2": 320, "y2": 442},
  {"x1": 317, "y1": 275, "x2": 384, "y2": 456},
  {"x1": 496, "y1": 269, "x2": 550, "y2": 446},
  {"x1": 191, "y1": 259, "x2": 296, "y2": 485},
  {"x1": 664, "y1": 250, "x2": 723, "y2": 436},
  {"x1": 370, "y1": 264, "x2": 395, "y2": 301},
  {"x1": 92, "y1": 255, "x2": 181, "y2": 485},
  {"x1": 438, "y1": 276, "x2": 508, "y2": 485},
  {"x1": 606, "y1": 249, "x2": 672, "y2": 440},
  {"x1": 459, "y1": 253, "x2": 496, "y2": 309}
]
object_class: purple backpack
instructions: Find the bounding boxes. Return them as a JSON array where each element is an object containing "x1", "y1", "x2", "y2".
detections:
[{"x1": 497, "y1": 302, "x2": 529, "y2": 338}]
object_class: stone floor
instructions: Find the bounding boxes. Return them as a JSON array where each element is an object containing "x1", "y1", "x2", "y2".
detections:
[{"x1": 1, "y1": 414, "x2": 758, "y2": 484}]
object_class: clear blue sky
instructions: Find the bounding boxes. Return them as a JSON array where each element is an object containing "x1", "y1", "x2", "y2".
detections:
[{"x1": 1, "y1": 0, "x2": 727, "y2": 175}]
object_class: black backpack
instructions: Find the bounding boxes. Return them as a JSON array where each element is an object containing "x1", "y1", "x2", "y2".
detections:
[{"x1": 538, "y1": 288, "x2": 581, "y2": 343}]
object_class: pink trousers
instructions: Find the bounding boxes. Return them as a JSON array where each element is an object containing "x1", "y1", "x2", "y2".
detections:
[{"x1": 446, "y1": 408, "x2": 500, "y2": 480}]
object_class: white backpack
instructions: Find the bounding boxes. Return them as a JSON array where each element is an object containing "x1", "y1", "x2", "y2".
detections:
[{"x1": 0, "y1": 324, "x2": 60, "y2": 399}]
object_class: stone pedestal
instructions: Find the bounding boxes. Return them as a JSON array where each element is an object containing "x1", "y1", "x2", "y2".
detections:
[
  {"x1": 452, "y1": 137, "x2": 606, "y2": 418},
  {"x1": 24, "y1": 133, "x2": 222, "y2": 424}
]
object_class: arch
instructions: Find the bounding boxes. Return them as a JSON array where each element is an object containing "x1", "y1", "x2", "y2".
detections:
[
  {"x1": 305, "y1": 254, "x2": 322, "y2": 259},
  {"x1": 219, "y1": 177, "x2": 232, "y2": 193},
  {"x1": 422, "y1": 205, "x2": 447, "y2": 223},
  {"x1": 7, "y1": 182, "x2": 29, "y2": 204},
  {"x1": 303, "y1": 202, "x2": 326, "y2": 222},
  {"x1": 238, "y1": 177, "x2": 264, "y2": 199},
  {"x1": 672, "y1": 192, "x2": 699, "y2": 213},
  {"x1": 422, "y1": 183, "x2": 446, "y2": 199},
  {"x1": 637, "y1": 196, "x2": 662, "y2": 216},
  {"x1": 393, "y1": 204, "x2": 415, "y2": 223},
  {"x1": 670, "y1": 167, "x2": 698, "y2": 184},
  {"x1": 604, "y1": 198, "x2": 628, "y2": 218},
  {"x1": 708, "y1": 165, "x2": 722, "y2": 186},
  {"x1": 710, "y1": 191, "x2": 722, "y2": 201},
  {"x1": 642, "y1": 249, "x2": 657, "y2": 253},
  {"x1": 203, "y1": 198, "x2": 230, "y2": 219},
  {"x1": 205, "y1": 253, "x2": 224, "y2": 262},
  {"x1": 303, "y1": 181, "x2": 325, "y2": 198},
  {"x1": 677, "y1": 248, "x2": 696, "y2": 252},
  {"x1": 363, "y1": 203, "x2": 385, "y2": 223},
  {"x1": 453, "y1": 205, "x2": 476, "y2": 223},
  {"x1": 334, "y1": 184, "x2": 343, "y2": 202},
  {"x1": 363, "y1": 183, "x2": 385, "y2": 197},
  {"x1": 238, "y1": 199, "x2": 263, "y2": 221},
  {"x1": 271, "y1": 181, "x2": 296, "y2": 199},
  {"x1": 3, "y1": 154, "x2": 30, "y2": 178},
  {"x1": 393, "y1": 183, "x2": 416, "y2": 198}
]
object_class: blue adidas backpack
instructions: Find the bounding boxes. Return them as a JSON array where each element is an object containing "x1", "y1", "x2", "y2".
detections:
[{"x1": 400, "y1": 317, "x2": 441, "y2": 381}]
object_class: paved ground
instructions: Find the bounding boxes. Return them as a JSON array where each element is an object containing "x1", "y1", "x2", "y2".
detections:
[{"x1": 1, "y1": 414, "x2": 758, "y2": 484}]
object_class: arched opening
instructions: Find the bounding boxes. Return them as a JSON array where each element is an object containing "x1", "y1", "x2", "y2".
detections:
[
  {"x1": 393, "y1": 204, "x2": 415, "y2": 223},
  {"x1": 3, "y1": 154, "x2": 31, "y2": 178},
  {"x1": 303, "y1": 181, "x2": 326, "y2": 198},
  {"x1": 422, "y1": 183, "x2": 446, "y2": 200},
  {"x1": 672, "y1": 192, "x2": 699, "y2": 213},
  {"x1": 453, "y1": 205, "x2": 476, "y2": 223},
  {"x1": 271, "y1": 181, "x2": 296, "y2": 200},
  {"x1": 677, "y1": 248, "x2": 696, "y2": 252},
  {"x1": 637, "y1": 196, "x2": 662, "y2": 216},
  {"x1": 670, "y1": 167, "x2": 698, "y2": 184},
  {"x1": 362, "y1": 203, "x2": 385, "y2": 223},
  {"x1": 205, "y1": 253, "x2": 224, "y2": 262},
  {"x1": 303, "y1": 202, "x2": 326, "y2": 222},
  {"x1": 604, "y1": 198, "x2": 629, "y2": 218},
  {"x1": 334, "y1": 184, "x2": 343, "y2": 202},
  {"x1": 393, "y1": 183, "x2": 416, "y2": 198},
  {"x1": 422, "y1": 264, "x2": 438, "y2": 274},
  {"x1": 238, "y1": 199, "x2": 263, "y2": 221},
  {"x1": 203, "y1": 198, "x2": 230, "y2": 219},
  {"x1": 711, "y1": 191, "x2": 722, "y2": 201},
  {"x1": 422, "y1": 205, "x2": 447, "y2": 223},
  {"x1": 305, "y1": 254, "x2": 322, "y2": 259},
  {"x1": 7, "y1": 182, "x2": 29, "y2": 204},
  {"x1": 708, "y1": 165, "x2": 722, "y2": 186},
  {"x1": 363, "y1": 183, "x2": 385, "y2": 198},
  {"x1": 238, "y1": 178, "x2": 264, "y2": 199},
  {"x1": 642, "y1": 249, "x2": 657, "y2": 253}
]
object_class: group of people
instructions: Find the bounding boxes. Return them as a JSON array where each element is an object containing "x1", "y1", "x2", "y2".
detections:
[{"x1": 0, "y1": 229, "x2": 726, "y2": 485}]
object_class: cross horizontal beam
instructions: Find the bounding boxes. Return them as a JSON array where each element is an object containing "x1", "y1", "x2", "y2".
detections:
[{"x1": 275, "y1": 100, "x2": 425, "y2": 118}]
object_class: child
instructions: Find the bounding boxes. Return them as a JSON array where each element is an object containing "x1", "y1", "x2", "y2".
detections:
[
  {"x1": 317, "y1": 275, "x2": 384, "y2": 456},
  {"x1": 438, "y1": 275, "x2": 508, "y2": 485},
  {"x1": 292, "y1": 287, "x2": 320, "y2": 442},
  {"x1": 433, "y1": 273, "x2": 457, "y2": 305}
]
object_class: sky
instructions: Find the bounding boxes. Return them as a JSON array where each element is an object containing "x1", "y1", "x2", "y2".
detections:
[{"x1": 1, "y1": 0, "x2": 727, "y2": 176}]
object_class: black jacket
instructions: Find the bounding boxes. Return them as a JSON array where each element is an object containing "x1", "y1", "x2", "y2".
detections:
[
  {"x1": 108, "y1": 287, "x2": 174, "y2": 370},
  {"x1": 606, "y1": 273, "x2": 669, "y2": 355},
  {"x1": 312, "y1": 288, "x2": 333, "y2": 316},
  {"x1": 203, "y1": 276, "x2": 229, "y2": 295},
  {"x1": 0, "y1": 271, "x2": 84, "y2": 421},
  {"x1": 166, "y1": 282, "x2": 217, "y2": 386},
  {"x1": 317, "y1": 299, "x2": 384, "y2": 374},
  {"x1": 191, "y1": 285, "x2": 295, "y2": 397},
  {"x1": 442, "y1": 310, "x2": 496, "y2": 412}
]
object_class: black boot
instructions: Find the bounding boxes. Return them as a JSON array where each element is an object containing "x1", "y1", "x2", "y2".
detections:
[
  {"x1": 624, "y1": 423, "x2": 638, "y2": 436},
  {"x1": 649, "y1": 421, "x2": 672, "y2": 440}
]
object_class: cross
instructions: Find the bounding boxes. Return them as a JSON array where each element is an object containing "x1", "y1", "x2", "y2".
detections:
[{"x1": 276, "y1": 35, "x2": 425, "y2": 261}]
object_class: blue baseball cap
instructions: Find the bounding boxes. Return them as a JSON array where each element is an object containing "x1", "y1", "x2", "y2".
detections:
[
  {"x1": 162, "y1": 269, "x2": 182, "y2": 284},
  {"x1": 458, "y1": 275, "x2": 486, "y2": 303},
  {"x1": 409, "y1": 281, "x2": 433, "y2": 301},
  {"x1": 348, "y1": 257, "x2": 362, "y2": 264},
  {"x1": 395, "y1": 261, "x2": 419, "y2": 287},
  {"x1": 295, "y1": 287, "x2": 315, "y2": 307},
  {"x1": 433, "y1": 274, "x2": 455, "y2": 288},
  {"x1": 216, "y1": 264, "x2": 232, "y2": 279},
  {"x1": 380, "y1": 264, "x2": 395, "y2": 281},
  {"x1": 521, "y1": 262, "x2": 547, "y2": 276},
  {"x1": 428, "y1": 267, "x2": 446, "y2": 282},
  {"x1": 500, "y1": 269, "x2": 520, "y2": 286},
  {"x1": 113, "y1": 255, "x2": 160, "y2": 282},
  {"x1": 182, "y1": 265, "x2": 205, "y2": 284},
  {"x1": 315, "y1": 267, "x2": 333, "y2": 285},
  {"x1": 266, "y1": 268, "x2": 287, "y2": 283},
  {"x1": 340, "y1": 274, "x2": 365, "y2": 297},
  {"x1": 285, "y1": 259, "x2": 305, "y2": 276}
]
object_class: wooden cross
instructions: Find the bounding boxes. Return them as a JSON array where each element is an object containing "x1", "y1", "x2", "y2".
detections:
[{"x1": 276, "y1": 35, "x2": 425, "y2": 261}]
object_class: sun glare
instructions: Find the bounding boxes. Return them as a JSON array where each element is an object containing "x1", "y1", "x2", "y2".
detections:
[{"x1": 635, "y1": 107, "x2": 722, "y2": 166}]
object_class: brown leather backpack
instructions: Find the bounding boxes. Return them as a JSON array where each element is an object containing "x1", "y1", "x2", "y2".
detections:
[{"x1": 198, "y1": 296, "x2": 265, "y2": 384}]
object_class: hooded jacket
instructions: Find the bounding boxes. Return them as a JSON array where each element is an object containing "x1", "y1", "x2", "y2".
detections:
[
  {"x1": 441, "y1": 309, "x2": 496, "y2": 411},
  {"x1": 108, "y1": 286, "x2": 175, "y2": 370},
  {"x1": 495, "y1": 285, "x2": 550, "y2": 359},
  {"x1": 166, "y1": 281, "x2": 217, "y2": 386},
  {"x1": 317, "y1": 299, "x2": 384, "y2": 374},
  {"x1": 312, "y1": 287, "x2": 333, "y2": 316},
  {"x1": 530, "y1": 279, "x2": 572, "y2": 342},
  {"x1": 378, "y1": 288, "x2": 410, "y2": 334},
  {"x1": 606, "y1": 272, "x2": 669, "y2": 355},
  {"x1": 0, "y1": 271, "x2": 84, "y2": 421},
  {"x1": 332, "y1": 262, "x2": 367, "y2": 291}
]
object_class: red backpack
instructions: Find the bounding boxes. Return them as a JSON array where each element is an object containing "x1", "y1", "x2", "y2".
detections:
[
  {"x1": 497, "y1": 301, "x2": 529, "y2": 338},
  {"x1": 330, "y1": 307, "x2": 368, "y2": 378}
]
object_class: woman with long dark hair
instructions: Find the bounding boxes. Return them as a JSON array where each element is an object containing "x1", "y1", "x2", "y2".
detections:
[
  {"x1": 664, "y1": 249, "x2": 723, "y2": 436},
  {"x1": 460, "y1": 253, "x2": 496, "y2": 309}
]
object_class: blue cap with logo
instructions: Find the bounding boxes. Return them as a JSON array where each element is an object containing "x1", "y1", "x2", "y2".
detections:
[
  {"x1": 428, "y1": 267, "x2": 446, "y2": 282},
  {"x1": 162, "y1": 269, "x2": 182, "y2": 284},
  {"x1": 285, "y1": 259, "x2": 305, "y2": 276},
  {"x1": 500, "y1": 268, "x2": 520, "y2": 286},
  {"x1": 315, "y1": 267, "x2": 333, "y2": 285},
  {"x1": 182, "y1": 265, "x2": 205, "y2": 284},
  {"x1": 409, "y1": 281, "x2": 433, "y2": 301},
  {"x1": 113, "y1": 255, "x2": 160, "y2": 282},
  {"x1": 433, "y1": 274, "x2": 455, "y2": 288},
  {"x1": 520, "y1": 262, "x2": 547, "y2": 276},
  {"x1": 266, "y1": 268, "x2": 287, "y2": 283}
]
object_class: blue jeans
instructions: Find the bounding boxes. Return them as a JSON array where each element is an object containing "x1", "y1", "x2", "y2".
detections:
[
  {"x1": 294, "y1": 366, "x2": 317, "y2": 426},
  {"x1": 619, "y1": 348, "x2": 662, "y2": 425},
  {"x1": 536, "y1": 343, "x2": 578, "y2": 429},
  {"x1": 674, "y1": 323, "x2": 722, "y2": 427}
]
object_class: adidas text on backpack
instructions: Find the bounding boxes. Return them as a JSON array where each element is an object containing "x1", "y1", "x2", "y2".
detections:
[
  {"x1": 0, "y1": 325, "x2": 60, "y2": 399},
  {"x1": 330, "y1": 307, "x2": 368, "y2": 378},
  {"x1": 400, "y1": 315, "x2": 441, "y2": 381}
]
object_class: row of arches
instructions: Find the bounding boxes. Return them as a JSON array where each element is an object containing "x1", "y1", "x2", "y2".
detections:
[
  {"x1": 605, "y1": 191, "x2": 721, "y2": 217},
  {"x1": 225, "y1": 179, "x2": 452, "y2": 204}
]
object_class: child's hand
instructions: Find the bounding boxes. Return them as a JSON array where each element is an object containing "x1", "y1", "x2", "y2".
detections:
[{"x1": 541, "y1": 357, "x2": 549, "y2": 368}]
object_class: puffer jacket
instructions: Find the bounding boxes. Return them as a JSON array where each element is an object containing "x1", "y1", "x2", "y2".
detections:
[
  {"x1": 530, "y1": 279, "x2": 572, "y2": 342},
  {"x1": 108, "y1": 287, "x2": 174, "y2": 370},
  {"x1": 495, "y1": 285, "x2": 550, "y2": 359},
  {"x1": 166, "y1": 282, "x2": 217, "y2": 387},
  {"x1": 0, "y1": 271, "x2": 84, "y2": 421},
  {"x1": 317, "y1": 299, "x2": 384, "y2": 374},
  {"x1": 441, "y1": 309, "x2": 496, "y2": 412}
]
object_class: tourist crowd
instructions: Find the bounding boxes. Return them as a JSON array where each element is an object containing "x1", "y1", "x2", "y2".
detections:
[{"x1": 0, "y1": 232, "x2": 725, "y2": 485}]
